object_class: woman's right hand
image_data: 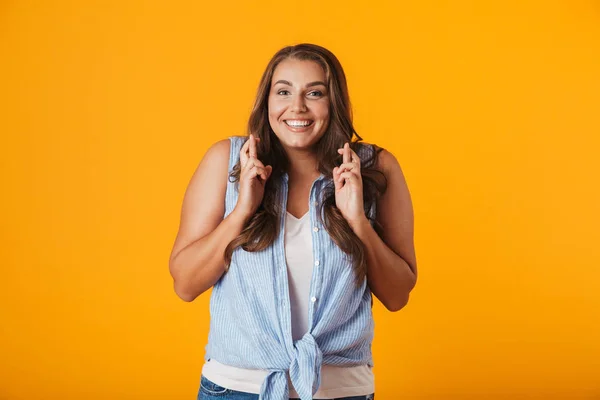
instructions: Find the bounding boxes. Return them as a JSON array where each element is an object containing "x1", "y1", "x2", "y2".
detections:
[{"x1": 234, "y1": 134, "x2": 273, "y2": 220}]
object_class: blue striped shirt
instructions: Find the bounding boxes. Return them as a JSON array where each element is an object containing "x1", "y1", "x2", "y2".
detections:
[{"x1": 204, "y1": 136, "x2": 375, "y2": 400}]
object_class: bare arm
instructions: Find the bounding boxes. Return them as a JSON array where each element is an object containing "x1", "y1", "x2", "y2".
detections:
[
  {"x1": 349, "y1": 148, "x2": 418, "y2": 311},
  {"x1": 168, "y1": 139, "x2": 246, "y2": 302},
  {"x1": 169, "y1": 135, "x2": 272, "y2": 302}
]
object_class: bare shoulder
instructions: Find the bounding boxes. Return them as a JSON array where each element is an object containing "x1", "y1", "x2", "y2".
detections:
[
  {"x1": 169, "y1": 138, "x2": 231, "y2": 263},
  {"x1": 369, "y1": 144, "x2": 410, "y2": 209},
  {"x1": 201, "y1": 139, "x2": 231, "y2": 167},
  {"x1": 184, "y1": 139, "x2": 231, "y2": 201},
  {"x1": 375, "y1": 146, "x2": 402, "y2": 176},
  {"x1": 184, "y1": 138, "x2": 231, "y2": 213},
  {"x1": 355, "y1": 142, "x2": 400, "y2": 176}
]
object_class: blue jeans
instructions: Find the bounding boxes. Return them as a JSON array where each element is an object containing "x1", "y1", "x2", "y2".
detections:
[{"x1": 198, "y1": 375, "x2": 375, "y2": 400}]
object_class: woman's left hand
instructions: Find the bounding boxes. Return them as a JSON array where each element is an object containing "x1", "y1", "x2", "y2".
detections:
[{"x1": 333, "y1": 142, "x2": 366, "y2": 228}]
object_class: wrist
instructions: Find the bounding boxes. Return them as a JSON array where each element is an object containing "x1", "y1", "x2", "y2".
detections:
[
  {"x1": 347, "y1": 214, "x2": 371, "y2": 234},
  {"x1": 229, "y1": 207, "x2": 252, "y2": 226}
]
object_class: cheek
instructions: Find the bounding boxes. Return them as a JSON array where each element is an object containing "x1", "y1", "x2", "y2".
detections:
[
  {"x1": 316, "y1": 102, "x2": 330, "y2": 122},
  {"x1": 268, "y1": 98, "x2": 286, "y2": 120}
]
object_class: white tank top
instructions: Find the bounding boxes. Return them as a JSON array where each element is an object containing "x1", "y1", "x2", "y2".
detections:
[{"x1": 202, "y1": 211, "x2": 374, "y2": 398}]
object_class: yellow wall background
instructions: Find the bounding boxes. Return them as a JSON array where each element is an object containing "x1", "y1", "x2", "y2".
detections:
[{"x1": 1, "y1": 1, "x2": 599, "y2": 399}]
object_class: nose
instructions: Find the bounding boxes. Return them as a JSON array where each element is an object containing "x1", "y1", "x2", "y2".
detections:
[{"x1": 290, "y1": 94, "x2": 307, "y2": 113}]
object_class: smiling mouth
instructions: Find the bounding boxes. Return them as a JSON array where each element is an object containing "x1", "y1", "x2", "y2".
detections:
[{"x1": 284, "y1": 120, "x2": 314, "y2": 128}]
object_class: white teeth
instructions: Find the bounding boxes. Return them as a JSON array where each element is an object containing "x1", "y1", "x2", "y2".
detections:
[{"x1": 285, "y1": 120, "x2": 312, "y2": 127}]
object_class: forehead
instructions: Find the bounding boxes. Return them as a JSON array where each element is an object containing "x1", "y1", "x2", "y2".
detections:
[{"x1": 271, "y1": 59, "x2": 327, "y2": 85}]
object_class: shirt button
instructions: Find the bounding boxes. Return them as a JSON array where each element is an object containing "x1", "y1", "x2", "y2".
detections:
[
  {"x1": 313, "y1": 201, "x2": 318, "y2": 206},
  {"x1": 311, "y1": 297, "x2": 317, "y2": 303},
  {"x1": 313, "y1": 227, "x2": 319, "y2": 232},
  {"x1": 315, "y1": 260, "x2": 320, "y2": 266}
]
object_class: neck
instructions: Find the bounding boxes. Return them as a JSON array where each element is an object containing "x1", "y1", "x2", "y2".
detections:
[{"x1": 284, "y1": 147, "x2": 321, "y2": 182}]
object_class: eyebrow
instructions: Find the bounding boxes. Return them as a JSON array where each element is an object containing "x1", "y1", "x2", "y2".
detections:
[{"x1": 273, "y1": 80, "x2": 327, "y2": 88}]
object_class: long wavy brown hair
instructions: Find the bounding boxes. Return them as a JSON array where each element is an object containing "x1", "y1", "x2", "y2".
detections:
[{"x1": 223, "y1": 43, "x2": 387, "y2": 285}]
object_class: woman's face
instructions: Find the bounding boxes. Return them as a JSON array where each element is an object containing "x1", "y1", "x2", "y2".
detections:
[{"x1": 268, "y1": 58, "x2": 330, "y2": 151}]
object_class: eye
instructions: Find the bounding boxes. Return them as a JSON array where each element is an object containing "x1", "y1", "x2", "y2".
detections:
[
  {"x1": 308, "y1": 90, "x2": 323, "y2": 97},
  {"x1": 277, "y1": 89, "x2": 291, "y2": 95}
]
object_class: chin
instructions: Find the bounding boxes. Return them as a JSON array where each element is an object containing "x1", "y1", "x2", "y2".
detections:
[{"x1": 280, "y1": 133, "x2": 324, "y2": 150}]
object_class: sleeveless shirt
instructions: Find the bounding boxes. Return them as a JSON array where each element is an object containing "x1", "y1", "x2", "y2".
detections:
[{"x1": 203, "y1": 136, "x2": 376, "y2": 400}]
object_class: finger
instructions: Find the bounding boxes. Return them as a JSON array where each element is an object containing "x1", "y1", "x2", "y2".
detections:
[
  {"x1": 257, "y1": 165, "x2": 273, "y2": 181},
  {"x1": 248, "y1": 158, "x2": 265, "y2": 169},
  {"x1": 241, "y1": 135, "x2": 261, "y2": 167},
  {"x1": 265, "y1": 165, "x2": 273, "y2": 179},
  {"x1": 343, "y1": 142, "x2": 351, "y2": 164},
  {"x1": 337, "y1": 162, "x2": 358, "y2": 173},
  {"x1": 250, "y1": 165, "x2": 266, "y2": 180},
  {"x1": 338, "y1": 147, "x2": 361, "y2": 171},
  {"x1": 240, "y1": 138, "x2": 250, "y2": 166},
  {"x1": 338, "y1": 171, "x2": 359, "y2": 184},
  {"x1": 250, "y1": 164, "x2": 272, "y2": 181},
  {"x1": 241, "y1": 157, "x2": 253, "y2": 173},
  {"x1": 349, "y1": 147, "x2": 361, "y2": 165},
  {"x1": 242, "y1": 157, "x2": 265, "y2": 174},
  {"x1": 333, "y1": 167, "x2": 343, "y2": 191},
  {"x1": 333, "y1": 165, "x2": 344, "y2": 179},
  {"x1": 249, "y1": 134, "x2": 257, "y2": 160}
]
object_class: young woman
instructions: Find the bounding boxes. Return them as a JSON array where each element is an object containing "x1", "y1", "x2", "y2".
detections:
[{"x1": 169, "y1": 43, "x2": 417, "y2": 400}]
